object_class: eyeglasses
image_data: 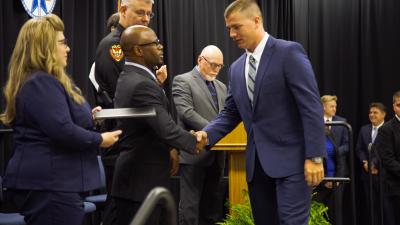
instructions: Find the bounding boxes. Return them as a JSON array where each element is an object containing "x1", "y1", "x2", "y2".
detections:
[
  {"x1": 57, "y1": 38, "x2": 68, "y2": 47},
  {"x1": 138, "y1": 39, "x2": 161, "y2": 47},
  {"x1": 201, "y1": 56, "x2": 224, "y2": 70},
  {"x1": 133, "y1": 9, "x2": 154, "y2": 19}
]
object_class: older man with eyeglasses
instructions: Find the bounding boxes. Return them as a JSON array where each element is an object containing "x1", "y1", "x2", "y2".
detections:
[{"x1": 172, "y1": 45, "x2": 227, "y2": 225}]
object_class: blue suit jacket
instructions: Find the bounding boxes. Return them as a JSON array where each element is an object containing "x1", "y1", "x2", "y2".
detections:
[
  {"x1": 204, "y1": 36, "x2": 326, "y2": 181},
  {"x1": 356, "y1": 124, "x2": 373, "y2": 163},
  {"x1": 4, "y1": 72, "x2": 102, "y2": 192},
  {"x1": 330, "y1": 115, "x2": 349, "y2": 155}
]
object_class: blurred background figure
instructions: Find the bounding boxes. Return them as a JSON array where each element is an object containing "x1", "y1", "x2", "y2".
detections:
[{"x1": 356, "y1": 102, "x2": 387, "y2": 225}]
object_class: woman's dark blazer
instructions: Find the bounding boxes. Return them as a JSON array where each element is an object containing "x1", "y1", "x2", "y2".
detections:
[{"x1": 3, "y1": 71, "x2": 102, "y2": 192}]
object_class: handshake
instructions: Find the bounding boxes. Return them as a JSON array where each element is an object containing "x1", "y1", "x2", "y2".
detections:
[{"x1": 190, "y1": 130, "x2": 208, "y2": 154}]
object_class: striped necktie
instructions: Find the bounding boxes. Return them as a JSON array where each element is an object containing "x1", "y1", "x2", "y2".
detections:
[
  {"x1": 247, "y1": 55, "x2": 257, "y2": 104},
  {"x1": 206, "y1": 81, "x2": 219, "y2": 111}
]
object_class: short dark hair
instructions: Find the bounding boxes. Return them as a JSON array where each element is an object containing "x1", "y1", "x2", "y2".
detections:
[
  {"x1": 106, "y1": 13, "x2": 120, "y2": 33},
  {"x1": 224, "y1": 0, "x2": 262, "y2": 19},
  {"x1": 369, "y1": 102, "x2": 386, "y2": 113},
  {"x1": 393, "y1": 90, "x2": 400, "y2": 103}
]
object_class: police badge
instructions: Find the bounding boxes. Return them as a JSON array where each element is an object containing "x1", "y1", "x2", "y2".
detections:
[
  {"x1": 21, "y1": 0, "x2": 57, "y2": 18},
  {"x1": 109, "y1": 44, "x2": 125, "y2": 62}
]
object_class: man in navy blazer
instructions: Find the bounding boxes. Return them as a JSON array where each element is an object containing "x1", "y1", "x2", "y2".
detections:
[
  {"x1": 356, "y1": 102, "x2": 389, "y2": 225},
  {"x1": 321, "y1": 95, "x2": 349, "y2": 157},
  {"x1": 198, "y1": 1, "x2": 326, "y2": 224},
  {"x1": 375, "y1": 91, "x2": 400, "y2": 225}
]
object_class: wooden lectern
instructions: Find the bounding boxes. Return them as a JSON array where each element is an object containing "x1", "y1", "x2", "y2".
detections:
[{"x1": 211, "y1": 123, "x2": 247, "y2": 204}]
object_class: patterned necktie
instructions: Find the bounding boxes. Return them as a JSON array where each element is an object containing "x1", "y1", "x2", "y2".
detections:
[
  {"x1": 371, "y1": 127, "x2": 377, "y2": 143},
  {"x1": 247, "y1": 55, "x2": 257, "y2": 104},
  {"x1": 206, "y1": 81, "x2": 219, "y2": 111}
]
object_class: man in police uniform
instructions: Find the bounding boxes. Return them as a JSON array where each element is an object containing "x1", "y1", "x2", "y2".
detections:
[{"x1": 95, "y1": 0, "x2": 167, "y2": 108}]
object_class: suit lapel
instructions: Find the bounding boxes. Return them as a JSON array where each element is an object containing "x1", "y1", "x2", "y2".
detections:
[
  {"x1": 192, "y1": 69, "x2": 218, "y2": 112},
  {"x1": 252, "y1": 37, "x2": 276, "y2": 108}
]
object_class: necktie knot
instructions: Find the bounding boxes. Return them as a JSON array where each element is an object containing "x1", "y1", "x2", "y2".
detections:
[{"x1": 249, "y1": 55, "x2": 256, "y2": 64}]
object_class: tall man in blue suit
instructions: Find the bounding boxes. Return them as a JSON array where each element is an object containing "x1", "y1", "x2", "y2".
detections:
[{"x1": 197, "y1": 1, "x2": 326, "y2": 224}]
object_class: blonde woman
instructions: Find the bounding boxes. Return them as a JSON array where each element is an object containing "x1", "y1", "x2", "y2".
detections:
[{"x1": 0, "y1": 14, "x2": 121, "y2": 225}]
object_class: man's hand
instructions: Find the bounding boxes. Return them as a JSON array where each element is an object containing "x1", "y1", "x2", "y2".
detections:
[
  {"x1": 190, "y1": 130, "x2": 208, "y2": 154},
  {"x1": 169, "y1": 148, "x2": 179, "y2": 176},
  {"x1": 304, "y1": 159, "x2": 324, "y2": 187},
  {"x1": 156, "y1": 65, "x2": 167, "y2": 85}
]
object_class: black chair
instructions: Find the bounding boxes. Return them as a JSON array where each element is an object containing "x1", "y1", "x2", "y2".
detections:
[{"x1": 0, "y1": 176, "x2": 26, "y2": 225}]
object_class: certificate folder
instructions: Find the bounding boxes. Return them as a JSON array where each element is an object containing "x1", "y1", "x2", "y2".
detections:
[{"x1": 94, "y1": 107, "x2": 156, "y2": 119}]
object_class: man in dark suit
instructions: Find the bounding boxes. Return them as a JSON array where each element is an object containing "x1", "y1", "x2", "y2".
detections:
[
  {"x1": 321, "y1": 95, "x2": 349, "y2": 157},
  {"x1": 109, "y1": 25, "x2": 205, "y2": 225},
  {"x1": 172, "y1": 45, "x2": 227, "y2": 225},
  {"x1": 356, "y1": 102, "x2": 390, "y2": 225},
  {"x1": 375, "y1": 91, "x2": 400, "y2": 224},
  {"x1": 197, "y1": 1, "x2": 326, "y2": 224}
]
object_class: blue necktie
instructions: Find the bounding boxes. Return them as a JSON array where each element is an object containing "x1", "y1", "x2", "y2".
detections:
[
  {"x1": 206, "y1": 81, "x2": 219, "y2": 111},
  {"x1": 247, "y1": 55, "x2": 257, "y2": 104},
  {"x1": 371, "y1": 127, "x2": 377, "y2": 143}
]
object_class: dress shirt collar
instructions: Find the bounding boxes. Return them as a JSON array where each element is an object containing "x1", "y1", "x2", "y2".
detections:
[
  {"x1": 246, "y1": 32, "x2": 269, "y2": 64},
  {"x1": 324, "y1": 116, "x2": 333, "y2": 122},
  {"x1": 125, "y1": 61, "x2": 157, "y2": 81},
  {"x1": 194, "y1": 66, "x2": 207, "y2": 83},
  {"x1": 373, "y1": 121, "x2": 384, "y2": 129},
  {"x1": 396, "y1": 114, "x2": 400, "y2": 122}
]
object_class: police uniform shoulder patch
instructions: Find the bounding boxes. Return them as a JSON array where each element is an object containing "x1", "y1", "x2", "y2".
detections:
[{"x1": 109, "y1": 44, "x2": 124, "y2": 62}]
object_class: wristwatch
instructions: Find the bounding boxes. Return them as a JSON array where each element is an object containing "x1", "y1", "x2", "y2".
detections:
[{"x1": 310, "y1": 157, "x2": 323, "y2": 164}]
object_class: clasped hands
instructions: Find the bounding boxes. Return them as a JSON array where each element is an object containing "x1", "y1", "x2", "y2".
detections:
[{"x1": 190, "y1": 130, "x2": 208, "y2": 154}]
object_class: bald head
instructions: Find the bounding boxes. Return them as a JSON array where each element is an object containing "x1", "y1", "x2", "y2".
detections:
[
  {"x1": 120, "y1": 25, "x2": 163, "y2": 69},
  {"x1": 197, "y1": 45, "x2": 224, "y2": 81},
  {"x1": 120, "y1": 25, "x2": 151, "y2": 55}
]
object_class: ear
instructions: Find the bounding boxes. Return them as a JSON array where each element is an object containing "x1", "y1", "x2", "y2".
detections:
[
  {"x1": 119, "y1": 5, "x2": 128, "y2": 16},
  {"x1": 133, "y1": 46, "x2": 143, "y2": 56},
  {"x1": 254, "y1": 15, "x2": 262, "y2": 27},
  {"x1": 197, "y1": 56, "x2": 202, "y2": 65}
]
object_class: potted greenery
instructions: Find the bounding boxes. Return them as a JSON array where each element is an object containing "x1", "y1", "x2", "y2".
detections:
[{"x1": 217, "y1": 190, "x2": 330, "y2": 225}]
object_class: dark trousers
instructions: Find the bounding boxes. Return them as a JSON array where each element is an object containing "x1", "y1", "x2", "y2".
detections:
[
  {"x1": 6, "y1": 189, "x2": 84, "y2": 225},
  {"x1": 247, "y1": 153, "x2": 312, "y2": 225},
  {"x1": 178, "y1": 161, "x2": 224, "y2": 225},
  {"x1": 314, "y1": 183, "x2": 344, "y2": 225}
]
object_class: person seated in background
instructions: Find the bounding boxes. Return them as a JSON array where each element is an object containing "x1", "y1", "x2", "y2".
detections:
[
  {"x1": 356, "y1": 102, "x2": 388, "y2": 225},
  {"x1": 314, "y1": 126, "x2": 346, "y2": 225},
  {"x1": 0, "y1": 14, "x2": 121, "y2": 225}
]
